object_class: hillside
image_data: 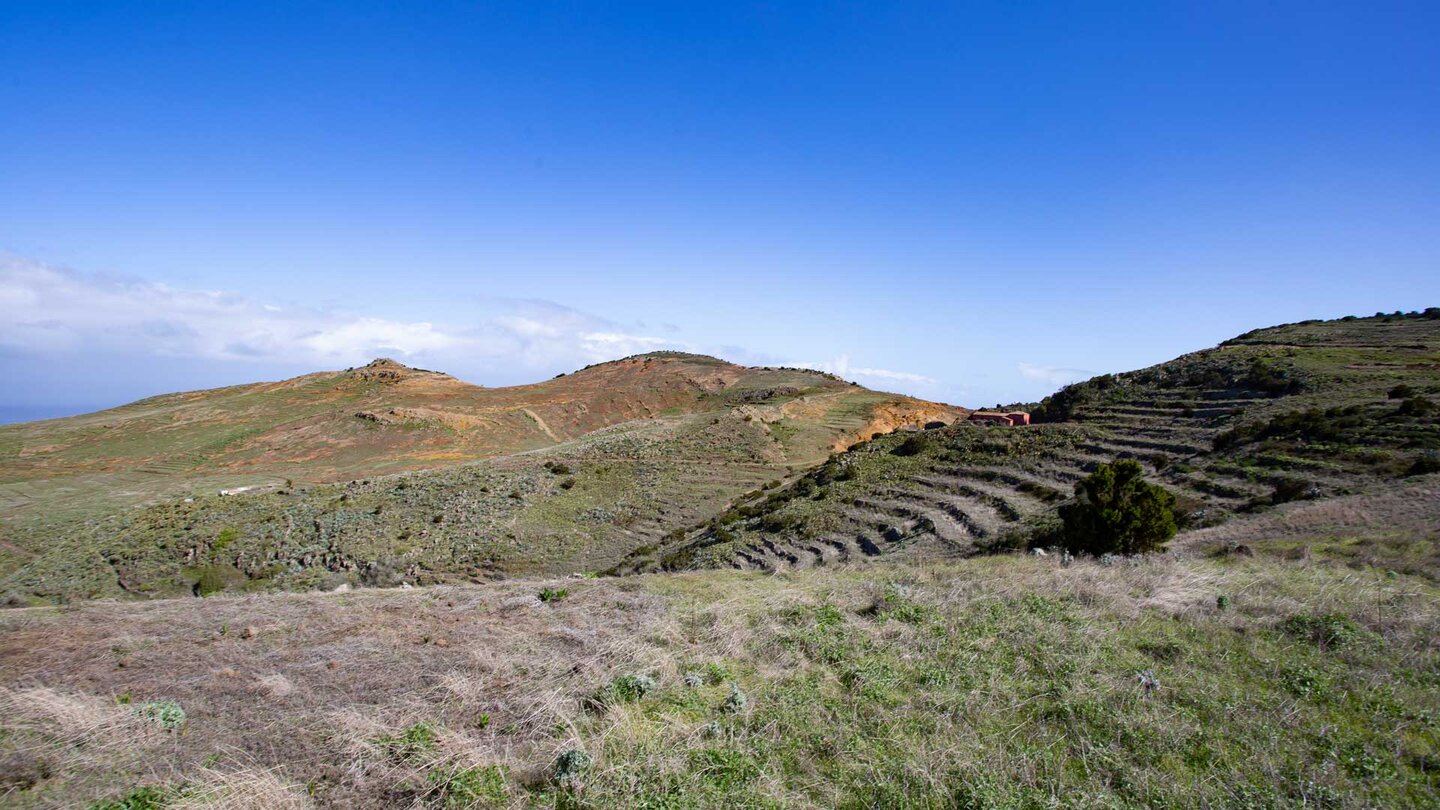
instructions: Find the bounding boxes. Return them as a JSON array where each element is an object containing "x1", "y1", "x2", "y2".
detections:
[
  {"x1": 2, "y1": 477, "x2": 1437, "y2": 808},
  {"x1": 0, "y1": 353, "x2": 960, "y2": 602},
  {"x1": 631, "y1": 311, "x2": 1440, "y2": 572},
  {"x1": 3, "y1": 311, "x2": 1440, "y2": 808}
]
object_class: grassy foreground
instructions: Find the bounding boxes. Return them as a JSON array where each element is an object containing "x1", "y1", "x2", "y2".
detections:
[{"x1": 3, "y1": 481, "x2": 1439, "y2": 808}]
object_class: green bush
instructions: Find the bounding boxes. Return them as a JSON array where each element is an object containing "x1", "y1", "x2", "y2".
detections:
[
  {"x1": 134, "y1": 700, "x2": 186, "y2": 731},
  {"x1": 192, "y1": 567, "x2": 226, "y2": 597},
  {"x1": 1058, "y1": 461, "x2": 1177, "y2": 556},
  {"x1": 538, "y1": 587, "x2": 569, "y2": 603},
  {"x1": 1407, "y1": 451, "x2": 1440, "y2": 477},
  {"x1": 1270, "y1": 478, "x2": 1314, "y2": 505},
  {"x1": 1241, "y1": 358, "x2": 1304, "y2": 396},
  {"x1": 891, "y1": 435, "x2": 931, "y2": 457},
  {"x1": 88, "y1": 786, "x2": 172, "y2": 810},
  {"x1": 1214, "y1": 406, "x2": 1365, "y2": 451},
  {"x1": 608, "y1": 673, "x2": 657, "y2": 703},
  {"x1": 1280, "y1": 613, "x2": 1375, "y2": 650},
  {"x1": 375, "y1": 721, "x2": 440, "y2": 762},
  {"x1": 429, "y1": 764, "x2": 507, "y2": 808},
  {"x1": 553, "y1": 749, "x2": 593, "y2": 785},
  {"x1": 1397, "y1": 397, "x2": 1435, "y2": 417}
]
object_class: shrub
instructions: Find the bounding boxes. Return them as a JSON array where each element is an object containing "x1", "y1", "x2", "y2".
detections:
[
  {"x1": 553, "y1": 749, "x2": 593, "y2": 785},
  {"x1": 1397, "y1": 397, "x2": 1435, "y2": 417},
  {"x1": 1388, "y1": 384, "x2": 1416, "y2": 400},
  {"x1": 607, "y1": 673, "x2": 657, "y2": 703},
  {"x1": 720, "y1": 683, "x2": 749, "y2": 714},
  {"x1": 1031, "y1": 382, "x2": 1091, "y2": 423},
  {"x1": 760, "y1": 512, "x2": 804, "y2": 534},
  {"x1": 544, "y1": 461, "x2": 573, "y2": 476},
  {"x1": 375, "y1": 722, "x2": 440, "y2": 762},
  {"x1": 1214, "y1": 406, "x2": 1365, "y2": 451},
  {"x1": 1407, "y1": 451, "x2": 1440, "y2": 477},
  {"x1": 212, "y1": 527, "x2": 239, "y2": 556},
  {"x1": 1058, "y1": 461, "x2": 1177, "y2": 556},
  {"x1": 134, "y1": 700, "x2": 186, "y2": 731},
  {"x1": 1270, "y1": 478, "x2": 1314, "y2": 505},
  {"x1": 429, "y1": 764, "x2": 507, "y2": 808},
  {"x1": 192, "y1": 567, "x2": 226, "y2": 597},
  {"x1": 538, "y1": 587, "x2": 569, "y2": 603},
  {"x1": 891, "y1": 435, "x2": 931, "y2": 457},
  {"x1": 1241, "y1": 358, "x2": 1304, "y2": 396},
  {"x1": 1280, "y1": 613, "x2": 1375, "y2": 651},
  {"x1": 88, "y1": 786, "x2": 172, "y2": 810}
]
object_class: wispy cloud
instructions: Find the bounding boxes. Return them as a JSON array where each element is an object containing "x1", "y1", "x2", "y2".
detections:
[
  {"x1": 797, "y1": 354, "x2": 937, "y2": 386},
  {"x1": 0, "y1": 258, "x2": 675, "y2": 374},
  {"x1": 1017, "y1": 361, "x2": 1091, "y2": 387}
]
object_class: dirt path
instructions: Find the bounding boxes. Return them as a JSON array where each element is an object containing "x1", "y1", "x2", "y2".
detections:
[{"x1": 520, "y1": 408, "x2": 562, "y2": 442}]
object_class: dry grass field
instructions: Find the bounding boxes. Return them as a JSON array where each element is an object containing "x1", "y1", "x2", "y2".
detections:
[{"x1": 3, "y1": 476, "x2": 1438, "y2": 808}]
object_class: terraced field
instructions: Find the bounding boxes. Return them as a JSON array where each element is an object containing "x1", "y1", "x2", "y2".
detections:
[{"x1": 635, "y1": 311, "x2": 1440, "y2": 572}]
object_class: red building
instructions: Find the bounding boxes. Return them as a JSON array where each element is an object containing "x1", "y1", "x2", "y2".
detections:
[
  {"x1": 968, "y1": 412, "x2": 1015, "y2": 426},
  {"x1": 967, "y1": 411, "x2": 1031, "y2": 427}
]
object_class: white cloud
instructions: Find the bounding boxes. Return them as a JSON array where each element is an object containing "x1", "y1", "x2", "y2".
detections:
[
  {"x1": 797, "y1": 354, "x2": 937, "y2": 385},
  {"x1": 578, "y1": 331, "x2": 669, "y2": 358},
  {"x1": 0, "y1": 258, "x2": 682, "y2": 376},
  {"x1": 1017, "y1": 362, "x2": 1091, "y2": 387}
]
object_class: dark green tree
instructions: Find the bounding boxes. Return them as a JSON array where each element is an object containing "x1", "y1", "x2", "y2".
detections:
[{"x1": 1059, "y1": 460, "x2": 1177, "y2": 555}]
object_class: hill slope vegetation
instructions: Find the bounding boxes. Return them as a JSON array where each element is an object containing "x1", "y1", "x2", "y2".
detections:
[
  {"x1": 2, "y1": 311, "x2": 1439, "y2": 808},
  {"x1": 0, "y1": 353, "x2": 959, "y2": 602},
  {"x1": 632, "y1": 311, "x2": 1440, "y2": 572}
]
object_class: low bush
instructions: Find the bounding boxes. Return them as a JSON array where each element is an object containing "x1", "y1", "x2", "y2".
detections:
[
  {"x1": 134, "y1": 700, "x2": 186, "y2": 731},
  {"x1": 1397, "y1": 397, "x2": 1435, "y2": 417},
  {"x1": 429, "y1": 764, "x2": 507, "y2": 808},
  {"x1": 553, "y1": 749, "x2": 593, "y2": 785},
  {"x1": 891, "y1": 435, "x2": 931, "y2": 457},
  {"x1": 374, "y1": 722, "x2": 439, "y2": 763},
  {"x1": 1215, "y1": 406, "x2": 1366, "y2": 451},
  {"x1": 88, "y1": 786, "x2": 173, "y2": 810},
  {"x1": 1407, "y1": 451, "x2": 1440, "y2": 477},
  {"x1": 607, "y1": 673, "x2": 657, "y2": 703},
  {"x1": 1280, "y1": 613, "x2": 1376, "y2": 651},
  {"x1": 1270, "y1": 478, "x2": 1314, "y2": 505}
]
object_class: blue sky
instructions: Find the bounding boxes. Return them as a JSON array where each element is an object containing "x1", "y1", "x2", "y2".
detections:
[{"x1": 2, "y1": 2, "x2": 1438, "y2": 422}]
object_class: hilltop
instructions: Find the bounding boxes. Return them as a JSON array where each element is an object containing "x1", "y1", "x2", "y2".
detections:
[{"x1": 0, "y1": 353, "x2": 959, "y2": 601}]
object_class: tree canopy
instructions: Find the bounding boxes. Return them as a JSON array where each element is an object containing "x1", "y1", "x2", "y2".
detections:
[{"x1": 1058, "y1": 460, "x2": 1177, "y2": 555}]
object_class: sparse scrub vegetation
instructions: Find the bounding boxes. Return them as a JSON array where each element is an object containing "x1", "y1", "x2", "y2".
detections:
[
  {"x1": 4, "y1": 315, "x2": 1440, "y2": 806},
  {"x1": 5, "y1": 522, "x2": 1440, "y2": 807}
]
